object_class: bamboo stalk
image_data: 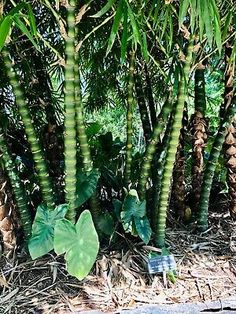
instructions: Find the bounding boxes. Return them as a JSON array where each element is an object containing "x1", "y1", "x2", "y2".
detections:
[
  {"x1": 64, "y1": 0, "x2": 77, "y2": 222},
  {"x1": 124, "y1": 51, "x2": 135, "y2": 187},
  {"x1": 3, "y1": 51, "x2": 55, "y2": 211},
  {"x1": 155, "y1": 41, "x2": 193, "y2": 247},
  {"x1": 0, "y1": 131, "x2": 32, "y2": 240},
  {"x1": 138, "y1": 97, "x2": 173, "y2": 201},
  {"x1": 198, "y1": 98, "x2": 236, "y2": 231}
]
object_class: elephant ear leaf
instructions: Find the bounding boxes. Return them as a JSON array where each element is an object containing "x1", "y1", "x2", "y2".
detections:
[
  {"x1": 134, "y1": 216, "x2": 152, "y2": 244},
  {"x1": 120, "y1": 189, "x2": 151, "y2": 243},
  {"x1": 121, "y1": 189, "x2": 146, "y2": 224},
  {"x1": 54, "y1": 210, "x2": 99, "y2": 280},
  {"x1": 76, "y1": 169, "x2": 100, "y2": 208},
  {"x1": 28, "y1": 204, "x2": 68, "y2": 260}
]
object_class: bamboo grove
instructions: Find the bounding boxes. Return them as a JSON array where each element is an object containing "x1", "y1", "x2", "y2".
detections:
[{"x1": 0, "y1": 0, "x2": 235, "y2": 278}]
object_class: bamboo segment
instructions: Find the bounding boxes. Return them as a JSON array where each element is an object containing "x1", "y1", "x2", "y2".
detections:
[
  {"x1": 64, "y1": 0, "x2": 77, "y2": 222},
  {"x1": 198, "y1": 98, "x2": 236, "y2": 231},
  {"x1": 155, "y1": 42, "x2": 193, "y2": 248},
  {"x1": 3, "y1": 52, "x2": 55, "y2": 211},
  {"x1": 0, "y1": 164, "x2": 16, "y2": 251},
  {"x1": 223, "y1": 39, "x2": 236, "y2": 219},
  {"x1": 134, "y1": 70, "x2": 152, "y2": 142},
  {"x1": 191, "y1": 65, "x2": 208, "y2": 215},
  {"x1": 144, "y1": 64, "x2": 156, "y2": 128},
  {"x1": 172, "y1": 102, "x2": 188, "y2": 219},
  {"x1": 152, "y1": 113, "x2": 173, "y2": 229},
  {"x1": 138, "y1": 98, "x2": 173, "y2": 201},
  {"x1": 225, "y1": 122, "x2": 236, "y2": 218},
  {"x1": 65, "y1": 1, "x2": 99, "y2": 223},
  {"x1": 0, "y1": 131, "x2": 32, "y2": 240},
  {"x1": 74, "y1": 63, "x2": 92, "y2": 173},
  {"x1": 124, "y1": 51, "x2": 135, "y2": 187}
]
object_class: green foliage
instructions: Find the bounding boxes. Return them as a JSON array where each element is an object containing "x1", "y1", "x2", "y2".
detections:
[
  {"x1": 97, "y1": 212, "x2": 114, "y2": 236},
  {"x1": 121, "y1": 189, "x2": 152, "y2": 244},
  {"x1": 54, "y1": 210, "x2": 99, "y2": 280},
  {"x1": 91, "y1": 0, "x2": 116, "y2": 18},
  {"x1": 1, "y1": 0, "x2": 235, "y2": 279},
  {"x1": 94, "y1": 0, "x2": 148, "y2": 60},
  {"x1": 179, "y1": 0, "x2": 222, "y2": 53},
  {"x1": 28, "y1": 204, "x2": 68, "y2": 259},
  {"x1": 0, "y1": 2, "x2": 38, "y2": 51},
  {"x1": 106, "y1": 0, "x2": 124, "y2": 55},
  {"x1": 76, "y1": 169, "x2": 100, "y2": 208}
]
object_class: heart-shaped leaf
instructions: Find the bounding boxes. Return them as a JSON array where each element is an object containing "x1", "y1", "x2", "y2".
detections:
[
  {"x1": 121, "y1": 190, "x2": 146, "y2": 224},
  {"x1": 97, "y1": 212, "x2": 114, "y2": 236},
  {"x1": 54, "y1": 210, "x2": 99, "y2": 280},
  {"x1": 76, "y1": 169, "x2": 100, "y2": 208},
  {"x1": 28, "y1": 204, "x2": 68, "y2": 260},
  {"x1": 134, "y1": 216, "x2": 152, "y2": 244}
]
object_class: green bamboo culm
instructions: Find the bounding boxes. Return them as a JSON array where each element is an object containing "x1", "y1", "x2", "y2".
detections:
[
  {"x1": 155, "y1": 42, "x2": 193, "y2": 248},
  {"x1": 0, "y1": 132, "x2": 32, "y2": 240},
  {"x1": 74, "y1": 63, "x2": 93, "y2": 173},
  {"x1": 74, "y1": 62, "x2": 101, "y2": 224},
  {"x1": 191, "y1": 65, "x2": 207, "y2": 215},
  {"x1": 194, "y1": 66, "x2": 206, "y2": 113},
  {"x1": 64, "y1": 0, "x2": 78, "y2": 222},
  {"x1": 134, "y1": 70, "x2": 152, "y2": 142},
  {"x1": 124, "y1": 51, "x2": 135, "y2": 187},
  {"x1": 3, "y1": 52, "x2": 55, "y2": 211},
  {"x1": 151, "y1": 113, "x2": 173, "y2": 229},
  {"x1": 197, "y1": 98, "x2": 236, "y2": 231},
  {"x1": 138, "y1": 97, "x2": 173, "y2": 201}
]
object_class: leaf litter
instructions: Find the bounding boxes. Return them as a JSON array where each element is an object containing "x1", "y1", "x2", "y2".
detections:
[{"x1": 0, "y1": 213, "x2": 236, "y2": 313}]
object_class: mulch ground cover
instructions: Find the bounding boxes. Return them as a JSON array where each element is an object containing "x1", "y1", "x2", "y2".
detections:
[{"x1": 1, "y1": 212, "x2": 236, "y2": 314}]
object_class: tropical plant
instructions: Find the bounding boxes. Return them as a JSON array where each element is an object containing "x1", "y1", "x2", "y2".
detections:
[
  {"x1": 1, "y1": 0, "x2": 236, "y2": 282},
  {"x1": 198, "y1": 97, "x2": 236, "y2": 231},
  {"x1": 155, "y1": 40, "x2": 193, "y2": 247},
  {"x1": 223, "y1": 33, "x2": 236, "y2": 219},
  {"x1": 190, "y1": 64, "x2": 208, "y2": 215}
]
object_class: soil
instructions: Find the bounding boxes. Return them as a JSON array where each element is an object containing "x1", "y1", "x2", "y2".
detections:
[{"x1": 0, "y1": 212, "x2": 236, "y2": 314}]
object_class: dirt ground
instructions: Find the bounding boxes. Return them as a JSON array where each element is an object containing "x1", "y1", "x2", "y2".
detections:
[{"x1": 1, "y1": 212, "x2": 236, "y2": 314}]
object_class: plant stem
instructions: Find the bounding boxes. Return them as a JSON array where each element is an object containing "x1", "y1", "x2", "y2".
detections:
[
  {"x1": 64, "y1": 0, "x2": 78, "y2": 222},
  {"x1": 124, "y1": 51, "x2": 135, "y2": 188},
  {"x1": 0, "y1": 131, "x2": 32, "y2": 240},
  {"x1": 191, "y1": 65, "x2": 207, "y2": 215},
  {"x1": 155, "y1": 41, "x2": 193, "y2": 248},
  {"x1": 3, "y1": 51, "x2": 55, "y2": 211},
  {"x1": 138, "y1": 98, "x2": 173, "y2": 201},
  {"x1": 197, "y1": 98, "x2": 236, "y2": 231}
]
